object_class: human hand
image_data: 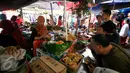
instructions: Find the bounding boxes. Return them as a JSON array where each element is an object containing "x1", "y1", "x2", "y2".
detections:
[
  {"x1": 87, "y1": 43, "x2": 92, "y2": 49},
  {"x1": 35, "y1": 37, "x2": 41, "y2": 40},
  {"x1": 88, "y1": 64, "x2": 96, "y2": 73},
  {"x1": 44, "y1": 35, "x2": 51, "y2": 41}
]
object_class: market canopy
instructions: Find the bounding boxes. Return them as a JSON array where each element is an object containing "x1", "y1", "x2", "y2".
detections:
[
  {"x1": 87, "y1": 0, "x2": 130, "y2": 15},
  {"x1": 100, "y1": 0, "x2": 130, "y2": 10},
  {"x1": 0, "y1": 0, "x2": 129, "y2": 11},
  {"x1": 0, "y1": 0, "x2": 119, "y2": 10},
  {"x1": 95, "y1": 0, "x2": 111, "y2": 4},
  {"x1": 119, "y1": 7, "x2": 130, "y2": 15},
  {"x1": 24, "y1": 1, "x2": 61, "y2": 10},
  {"x1": 0, "y1": 0, "x2": 37, "y2": 10},
  {"x1": 0, "y1": 0, "x2": 63, "y2": 10},
  {"x1": 101, "y1": 0, "x2": 130, "y2": 3}
]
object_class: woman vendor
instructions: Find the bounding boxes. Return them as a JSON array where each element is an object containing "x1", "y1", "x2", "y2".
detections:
[{"x1": 30, "y1": 16, "x2": 51, "y2": 56}]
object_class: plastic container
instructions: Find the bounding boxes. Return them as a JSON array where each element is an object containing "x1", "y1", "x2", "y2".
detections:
[{"x1": 0, "y1": 58, "x2": 30, "y2": 73}]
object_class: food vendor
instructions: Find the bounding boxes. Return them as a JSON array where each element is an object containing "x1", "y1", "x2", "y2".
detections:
[{"x1": 30, "y1": 16, "x2": 51, "y2": 56}]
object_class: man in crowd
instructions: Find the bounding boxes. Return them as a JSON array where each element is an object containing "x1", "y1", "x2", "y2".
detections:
[
  {"x1": 102, "y1": 9, "x2": 117, "y2": 33},
  {"x1": 97, "y1": 22, "x2": 120, "y2": 44},
  {"x1": 100, "y1": 9, "x2": 120, "y2": 44},
  {"x1": 89, "y1": 34, "x2": 130, "y2": 73}
]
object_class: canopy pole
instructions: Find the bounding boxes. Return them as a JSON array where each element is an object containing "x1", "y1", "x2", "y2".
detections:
[
  {"x1": 50, "y1": 2, "x2": 54, "y2": 25},
  {"x1": 20, "y1": 8, "x2": 23, "y2": 18},
  {"x1": 113, "y1": 0, "x2": 115, "y2": 10},
  {"x1": 87, "y1": 7, "x2": 92, "y2": 33},
  {"x1": 50, "y1": 2, "x2": 53, "y2": 17},
  {"x1": 63, "y1": 0, "x2": 68, "y2": 41}
]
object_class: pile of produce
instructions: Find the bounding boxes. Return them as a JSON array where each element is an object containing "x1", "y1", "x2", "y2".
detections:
[
  {"x1": 61, "y1": 52, "x2": 82, "y2": 69},
  {"x1": 52, "y1": 25, "x2": 62, "y2": 30},
  {"x1": 67, "y1": 33, "x2": 76, "y2": 41},
  {"x1": 74, "y1": 40, "x2": 89, "y2": 51},
  {"x1": 46, "y1": 25, "x2": 53, "y2": 31},
  {"x1": 44, "y1": 41, "x2": 72, "y2": 58},
  {"x1": 55, "y1": 35, "x2": 66, "y2": 41},
  {"x1": 55, "y1": 33, "x2": 76, "y2": 42}
]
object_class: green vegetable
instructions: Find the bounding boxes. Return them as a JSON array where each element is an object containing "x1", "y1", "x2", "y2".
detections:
[
  {"x1": 74, "y1": 40, "x2": 89, "y2": 50},
  {"x1": 45, "y1": 41, "x2": 72, "y2": 58}
]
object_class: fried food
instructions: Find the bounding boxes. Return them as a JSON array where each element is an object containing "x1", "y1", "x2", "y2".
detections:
[
  {"x1": 62, "y1": 52, "x2": 82, "y2": 69},
  {"x1": 62, "y1": 57, "x2": 72, "y2": 64}
]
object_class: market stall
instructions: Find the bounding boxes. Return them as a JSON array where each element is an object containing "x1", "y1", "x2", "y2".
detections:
[
  {"x1": 30, "y1": 37, "x2": 94, "y2": 73},
  {"x1": 0, "y1": 34, "x2": 94, "y2": 73},
  {"x1": 1, "y1": 0, "x2": 130, "y2": 72},
  {"x1": 25, "y1": 23, "x2": 94, "y2": 72}
]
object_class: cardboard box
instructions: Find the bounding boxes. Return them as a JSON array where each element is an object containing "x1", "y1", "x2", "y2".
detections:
[{"x1": 30, "y1": 56, "x2": 67, "y2": 73}]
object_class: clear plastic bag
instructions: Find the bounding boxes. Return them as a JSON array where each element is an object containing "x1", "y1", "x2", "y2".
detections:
[{"x1": 0, "y1": 58, "x2": 30, "y2": 73}]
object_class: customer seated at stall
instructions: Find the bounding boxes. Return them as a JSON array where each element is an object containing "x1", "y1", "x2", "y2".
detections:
[
  {"x1": 30, "y1": 16, "x2": 51, "y2": 56},
  {"x1": 0, "y1": 14, "x2": 28, "y2": 49},
  {"x1": 89, "y1": 34, "x2": 130, "y2": 73}
]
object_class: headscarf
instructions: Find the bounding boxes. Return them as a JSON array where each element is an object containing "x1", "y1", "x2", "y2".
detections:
[{"x1": 35, "y1": 16, "x2": 48, "y2": 36}]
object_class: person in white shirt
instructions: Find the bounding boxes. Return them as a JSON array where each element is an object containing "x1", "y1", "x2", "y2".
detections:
[
  {"x1": 119, "y1": 18, "x2": 130, "y2": 45},
  {"x1": 93, "y1": 67, "x2": 119, "y2": 73},
  {"x1": 89, "y1": 65, "x2": 120, "y2": 73}
]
